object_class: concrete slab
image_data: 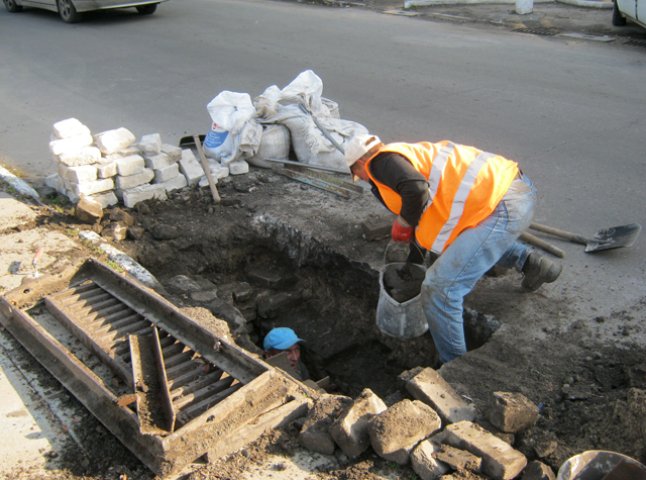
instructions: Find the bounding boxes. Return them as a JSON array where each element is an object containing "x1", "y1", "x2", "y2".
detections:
[{"x1": 0, "y1": 192, "x2": 37, "y2": 232}]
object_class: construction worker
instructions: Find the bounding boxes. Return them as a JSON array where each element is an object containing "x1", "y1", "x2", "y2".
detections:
[
  {"x1": 345, "y1": 134, "x2": 562, "y2": 364},
  {"x1": 263, "y1": 327, "x2": 310, "y2": 381}
]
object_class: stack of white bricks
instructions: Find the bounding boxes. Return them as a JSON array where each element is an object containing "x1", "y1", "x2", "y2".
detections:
[{"x1": 45, "y1": 118, "x2": 221, "y2": 209}]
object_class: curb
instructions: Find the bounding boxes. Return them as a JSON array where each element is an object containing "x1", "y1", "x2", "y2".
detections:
[{"x1": 404, "y1": 0, "x2": 611, "y2": 7}]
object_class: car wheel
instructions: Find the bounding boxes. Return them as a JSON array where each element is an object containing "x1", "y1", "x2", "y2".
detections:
[
  {"x1": 57, "y1": 0, "x2": 81, "y2": 23},
  {"x1": 612, "y1": 0, "x2": 627, "y2": 26},
  {"x1": 3, "y1": 0, "x2": 23, "y2": 12},
  {"x1": 136, "y1": 4, "x2": 157, "y2": 15}
]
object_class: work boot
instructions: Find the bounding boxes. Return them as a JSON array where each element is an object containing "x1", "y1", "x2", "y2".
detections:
[{"x1": 521, "y1": 252, "x2": 562, "y2": 291}]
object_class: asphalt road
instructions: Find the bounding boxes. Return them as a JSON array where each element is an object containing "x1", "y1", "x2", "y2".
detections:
[{"x1": 0, "y1": 0, "x2": 645, "y2": 320}]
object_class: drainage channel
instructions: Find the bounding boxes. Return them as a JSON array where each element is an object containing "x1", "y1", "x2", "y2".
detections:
[{"x1": 0, "y1": 258, "x2": 312, "y2": 477}]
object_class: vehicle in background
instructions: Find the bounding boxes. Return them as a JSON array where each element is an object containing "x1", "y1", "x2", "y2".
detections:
[
  {"x1": 613, "y1": 0, "x2": 646, "y2": 28},
  {"x1": 2, "y1": 0, "x2": 168, "y2": 23}
]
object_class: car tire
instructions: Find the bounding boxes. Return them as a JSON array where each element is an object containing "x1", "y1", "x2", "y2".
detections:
[
  {"x1": 3, "y1": 0, "x2": 23, "y2": 12},
  {"x1": 136, "y1": 4, "x2": 157, "y2": 15},
  {"x1": 57, "y1": 0, "x2": 81, "y2": 23},
  {"x1": 612, "y1": 0, "x2": 627, "y2": 26}
]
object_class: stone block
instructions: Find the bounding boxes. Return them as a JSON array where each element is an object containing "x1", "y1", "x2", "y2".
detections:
[
  {"x1": 75, "y1": 195, "x2": 103, "y2": 223},
  {"x1": 145, "y1": 152, "x2": 174, "y2": 170},
  {"x1": 71, "y1": 178, "x2": 114, "y2": 196},
  {"x1": 58, "y1": 164, "x2": 98, "y2": 184},
  {"x1": 94, "y1": 127, "x2": 136, "y2": 155},
  {"x1": 488, "y1": 392, "x2": 539, "y2": 434},
  {"x1": 300, "y1": 394, "x2": 353, "y2": 455},
  {"x1": 139, "y1": 133, "x2": 162, "y2": 155},
  {"x1": 121, "y1": 184, "x2": 167, "y2": 208},
  {"x1": 116, "y1": 168, "x2": 154, "y2": 190},
  {"x1": 97, "y1": 161, "x2": 118, "y2": 179},
  {"x1": 369, "y1": 399, "x2": 442, "y2": 465},
  {"x1": 443, "y1": 421, "x2": 527, "y2": 480},
  {"x1": 154, "y1": 163, "x2": 180, "y2": 183},
  {"x1": 434, "y1": 443, "x2": 482, "y2": 472},
  {"x1": 52, "y1": 117, "x2": 91, "y2": 139},
  {"x1": 229, "y1": 159, "x2": 249, "y2": 175},
  {"x1": 179, "y1": 149, "x2": 204, "y2": 185},
  {"x1": 402, "y1": 367, "x2": 477, "y2": 424},
  {"x1": 49, "y1": 133, "x2": 94, "y2": 156},
  {"x1": 520, "y1": 460, "x2": 555, "y2": 480},
  {"x1": 116, "y1": 154, "x2": 145, "y2": 176},
  {"x1": 89, "y1": 191, "x2": 119, "y2": 209},
  {"x1": 161, "y1": 143, "x2": 182, "y2": 161},
  {"x1": 329, "y1": 388, "x2": 387, "y2": 458},
  {"x1": 162, "y1": 173, "x2": 187, "y2": 192},
  {"x1": 45, "y1": 173, "x2": 65, "y2": 194},
  {"x1": 56, "y1": 146, "x2": 101, "y2": 167},
  {"x1": 411, "y1": 439, "x2": 450, "y2": 480}
]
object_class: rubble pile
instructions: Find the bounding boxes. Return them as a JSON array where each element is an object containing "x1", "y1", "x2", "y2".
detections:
[{"x1": 299, "y1": 367, "x2": 549, "y2": 480}]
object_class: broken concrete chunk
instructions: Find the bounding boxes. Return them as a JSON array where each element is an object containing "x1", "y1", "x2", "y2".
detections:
[
  {"x1": 411, "y1": 439, "x2": 451, "y2": 480},
  {"x1": 329, "y1": 388, "x2": 387, "y2": 459},
  {"x1": 116, "y1": 168, "x2": 154, "y2": 190},
  {"x1": 116, "y1": 154, "x2": 145, "y2": 177},
  {"x1": 75, "y1": 196, "x2": 103, "y2": 223},
  {"x1": 52, "y1": 117, "x2": 91, "y2": 139},
  {"x1": 443, "y1": 421, "x2": 527, "y2": 480},
  {"x1": 433, "y1": 443, "x2": 482, "y2": 473},
  {"x1": 402, "y1": 367, "x2": 476, "y2": 424},
  {"x1": 121, "y1": 183, "x2": 167, "y2": 208},
  {"x1": 520, "y1": 460, "x2": 555, "y2": 480},
  {"x1": 299, "y1": 394, "x2": 353, "y2": 455},
  {"x1": 369, "y1": 399, "x2": 442, "y2": 465},
  {"x1": 488, "y1": 391, "x2": 539, "y2": 434},
  {"x1": 139, "y1": 133, "x2": 162, "y2": 155},
  {"x1": 179, "y1": 149, "x2": 204, "y2": 185},
  {"x1": 101, "y1": 222, "x2": 128, "y2": 242},
  {"x1": 94, "y1": 127, "x2": 136, "y2": 155}
]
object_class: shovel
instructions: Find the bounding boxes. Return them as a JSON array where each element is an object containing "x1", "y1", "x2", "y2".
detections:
[{"x1": 529, "y1": 222, "x2": 641, "y2": 253}]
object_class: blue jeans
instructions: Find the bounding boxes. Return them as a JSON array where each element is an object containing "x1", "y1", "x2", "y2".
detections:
[{"x1": 421, "y1": 174, "x2": 537, "y2": 364}]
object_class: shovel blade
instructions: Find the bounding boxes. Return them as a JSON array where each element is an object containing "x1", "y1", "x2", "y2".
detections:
[{"x1": 584, "y1": 223, "x2": 642, "y2": 253}]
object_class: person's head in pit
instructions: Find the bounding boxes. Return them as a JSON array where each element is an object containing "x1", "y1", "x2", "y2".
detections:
[{"x1": 262, "y1": 327, "x2": 304, "y2": 370}]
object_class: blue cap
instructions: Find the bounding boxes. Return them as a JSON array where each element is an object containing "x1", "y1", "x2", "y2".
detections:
[{"x1": 263, "y1": 327, "x2": 303, "y2": 351}]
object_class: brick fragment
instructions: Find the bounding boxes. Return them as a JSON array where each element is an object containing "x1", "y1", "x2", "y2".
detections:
[
  {"x1": 411, "y1": 439, "x2": 450, "y2": 480},
  {"x1": 433, "y1": 443, "x2": 482, "y2": 472},
  {"x1": 179, "y1": 149, "x2": 204, "y2": 185},
  {"x1": 75, "y1": 196, "x2": 103, "y2": 223},
  {"x1": 402, "y1": 367, "x2": 476, "y2": 423},
  {"x1": 116, "y1": 168, "x2": 154, "y2": 190},
  {"x1": 299, "y1": 394, "x2": 353, "y2": 455},
  {"x1": 94, "y1": 127, "x2": 136, "y2": 155},
  {"x1": 520, "y1": 460, "x2": 555, "y2": 480},
  {"x1": 443, "y1": 421, "x2": 527, "y2": 480}
]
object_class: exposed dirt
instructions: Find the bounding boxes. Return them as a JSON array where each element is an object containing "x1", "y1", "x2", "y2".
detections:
[{"x1": 14, "y1": 160, "x2": 642, "y2": 480}]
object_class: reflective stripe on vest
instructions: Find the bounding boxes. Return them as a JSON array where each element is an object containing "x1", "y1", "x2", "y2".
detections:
[{"x1": 431, "y1": 151, "x2": 492, "y2": 252}]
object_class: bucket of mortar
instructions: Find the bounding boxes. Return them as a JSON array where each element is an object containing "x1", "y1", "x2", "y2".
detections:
[
  {"x1": 556, "y1": 450, "x2": 646, "y2": 480},
  {"x1": 376, "y1": 262, "x2": 428, "y2": 339}
]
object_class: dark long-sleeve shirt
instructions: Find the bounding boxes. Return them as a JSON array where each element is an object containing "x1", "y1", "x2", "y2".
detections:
[{"x1": 367, "y1": 152, "x2": 429, "y2": 228}]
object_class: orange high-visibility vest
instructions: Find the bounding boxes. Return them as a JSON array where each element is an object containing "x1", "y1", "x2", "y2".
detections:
[{"x1": 365, "y1": 141, "x2": 519, "y2": 253}]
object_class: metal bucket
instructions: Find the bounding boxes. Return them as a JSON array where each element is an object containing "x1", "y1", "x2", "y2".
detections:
[
  {"x1": 556, "y1": 450, "x2": 646, "y2": 480},
  {"x1": 376, "y1": 262, "x2": 428, "y2": 339}
]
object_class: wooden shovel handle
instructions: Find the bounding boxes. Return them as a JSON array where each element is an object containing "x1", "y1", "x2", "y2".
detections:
[
  {"x1": 530, "y1": 223, "x2": 588, "y2": 245},
  {"x1": 193, "y1": 135, "x2": 221, "y2": 204},
  {"x1": 520, "y1": 232, "x2": 565, "y2": 258}
]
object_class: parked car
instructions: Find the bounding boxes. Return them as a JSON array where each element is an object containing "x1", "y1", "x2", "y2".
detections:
[
  {"x1": 2, "y1": 0, "x2": 168, "y2": 23},
  {"x1": 613, "y1": 0, "x2": 646, "y2": 28}
]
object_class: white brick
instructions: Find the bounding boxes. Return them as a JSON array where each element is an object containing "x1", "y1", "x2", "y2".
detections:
[
  {"x1": 105, "y1": 146, "x2": 140, "y2": 160},
  {"x1": 88, "y1": 191, "x2": 119, "y2": 208},
  {"x1": 58, "y1": 164, "x2": 98, "y2": 184},
  {"x1": 122, "y1": 184, "x2": 167, "y2": 208},
  {"x1": 179, "y1": 149, "x2": 204, "y2": 185},
  {"x1": 71, "y1": 178, "x2": 114, "y2": 196},
  {"x1": 56, "y1": 146, "x2": 101, "y2": 167},
  {"x1": 97, "y1": 162, "x2": 118, "y2": 179},
  {"x1": 45, "y1": 173, "x2": 65, "y2": 194},
  {"x1": 161, "y1": 143, "x2": 182, "y2": 162},
  {"x1": 229, "y1": 160, "x2": 249, "y2": 175},
  {"x1": 94, "y1": 127, "x2": 136, "y2": 155},
  {"x1": 145, "y1": 152, "x2": 173, "y2": 170},
  {"x1": 116, "y1": 154, "x2": 145, "y2": 176},
  {"x1": 162, "y1": 173, "x2": 187, "y2": 192},
  {"x1": 52, "y1": 117, "x2": 91, "y2": 139},
  {"x1": 116, "y1": 168, "x2": 154, "y2": 190},
  {"x1": 139, "y1": 133, "x2": 162, "y2": 155},
  {"x1": 154, "y1": 163, "x2": 180, "y2": 183},
  {"x1": 49, "y1": 133, "x2": 94, "y2": 156}
]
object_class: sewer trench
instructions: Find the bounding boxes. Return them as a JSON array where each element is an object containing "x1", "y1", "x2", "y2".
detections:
[{"x1": 127, "y1": 203, "x2": 500, "y2": 400}]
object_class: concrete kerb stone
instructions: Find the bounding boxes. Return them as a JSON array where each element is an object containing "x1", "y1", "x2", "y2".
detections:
[{"x1": 404, "y1": 0, "x2": 610, "y2": 7}]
